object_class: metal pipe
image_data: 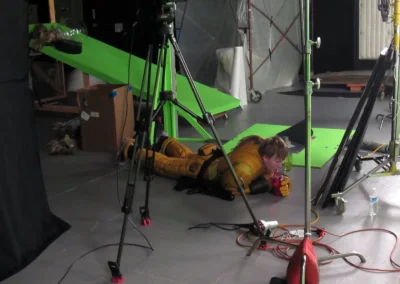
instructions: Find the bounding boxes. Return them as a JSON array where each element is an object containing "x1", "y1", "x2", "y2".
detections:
[
  {"x1": 247, "y1": 0, "x2": 254, "y2": 89},
  {"x1": 318, "y1": 251, "x2": 366, "y2": 264},
  {"x1": 332, "y1": 156, "x2": 390, "y2": 199},
  {"x1": 301, "y1": 255, "x2": 307, "y2": 284},
  {"x1": 390, "y1": 0, "x2": 400, "y2": 169},
  {"x1": 304, "y1": 0, "x2": 312, "y2": 238}
]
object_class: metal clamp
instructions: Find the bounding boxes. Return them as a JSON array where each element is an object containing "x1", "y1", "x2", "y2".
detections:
[
  {"x1": 313, "y1": 37, "x2": 322, "y2": 49},
  {"x1": 313, "y1": 78, "x2": 321, "y2": 90}
]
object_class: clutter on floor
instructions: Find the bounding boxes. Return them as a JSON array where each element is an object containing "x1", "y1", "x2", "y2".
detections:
[{"x1": 46, "y1": 117, "x2": 80, "y2": 155}]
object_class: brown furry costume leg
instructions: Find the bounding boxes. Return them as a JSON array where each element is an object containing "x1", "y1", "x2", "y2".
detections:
[{"x1": 122, "y1": 137, "x2": 216, "y2": 179}]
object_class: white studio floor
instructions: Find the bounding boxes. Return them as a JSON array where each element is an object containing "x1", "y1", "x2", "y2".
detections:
[{"x1": 4, "y1": 89, "x2": 400, "y2": 284}]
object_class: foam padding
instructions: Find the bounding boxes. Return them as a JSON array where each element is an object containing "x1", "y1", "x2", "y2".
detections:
[{"x1": 223, "y1": 124, "x2": 354, "y2": 169}]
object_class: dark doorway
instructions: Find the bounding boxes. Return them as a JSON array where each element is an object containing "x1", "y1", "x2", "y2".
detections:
[{"x1": 312, "y1": 0, "x2": 356, "y2": 74}]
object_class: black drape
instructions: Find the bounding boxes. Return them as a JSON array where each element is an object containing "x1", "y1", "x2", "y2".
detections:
[
  {"x1": 86, "y1": 0, "x2": 178, "y2": 64},
  {"x1": 0, "y1": 1, "x2": 70, "y2": 282}
]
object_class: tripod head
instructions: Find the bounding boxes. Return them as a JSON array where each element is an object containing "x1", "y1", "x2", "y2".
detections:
[
  {"x1": 154, "y1": 1, "x2": 178, "y2": 37},
  {"x1": 156, "y1": 2, "x2": 176, "y2": 25},
  {"x1": 153, "y1": 0, "x2": 187, "y2": 37}
]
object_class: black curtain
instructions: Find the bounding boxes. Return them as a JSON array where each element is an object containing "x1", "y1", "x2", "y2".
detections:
[
  {"x1": 87, "y1": 0, "x2": 171, "y2": 63},
  {"x1": 313, "y1": 0, "x2": 355, "y2": 73},
  {"x1": 0, "y1": 1, "x2": 70, "y2": 282}
]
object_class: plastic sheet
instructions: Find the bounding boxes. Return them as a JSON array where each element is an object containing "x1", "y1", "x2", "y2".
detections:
[
  {"x1": 237, "y1": 0, "x2": 303, "y2": 95},
  {"x1": 175, "y1": 1, "x2": 241, "y2": 87},
  {"x1": 215, "y1": 47, "x2": 235, "y2": 94},
  {"x1": 231, "y1": 46, "x2": 248, "y2": 107}
]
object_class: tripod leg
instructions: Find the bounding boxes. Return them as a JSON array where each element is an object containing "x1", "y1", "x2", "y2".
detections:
[
  {"x1": 140, "y1": 146, "x2": 154, "y2": 226},
  {"x1": 139, "y1": 44, "x2": 155, "y2": 227},
  {"x1": 140, "y1": 38, "x2": 169, "y2": 226},
  {"x1": 108, "y1": 42, "x2": 164, "y2": 283},
  {"x1": 166, "y1": 30, "x2": 265, "y2": 240}
]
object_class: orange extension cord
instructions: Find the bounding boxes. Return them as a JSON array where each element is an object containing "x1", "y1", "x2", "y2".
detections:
[{"x1": 236, "y1": 223, "x2": 400, "y2": 273}]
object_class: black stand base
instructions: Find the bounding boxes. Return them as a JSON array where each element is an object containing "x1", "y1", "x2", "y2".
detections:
[
  {"x1": 270, "y1": 277, "x2": 287, "y2": 284},
  {"x1": 108, "y1": 261, "x2": 124, "y2": 283},
  {"x1": 139, "y1": 206, "x2": 151, "y2": 226}
]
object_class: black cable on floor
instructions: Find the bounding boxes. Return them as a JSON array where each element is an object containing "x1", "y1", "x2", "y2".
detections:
[
  {"x1": 189, "y1": 222, "x2": 241, "y2": 231},
  {"x1": 188, "y1": 222, "x2": 288, "y2": 239},
  {"x1": 56, "y1": 169, "x2": 154, "y2": 284},
  {"x1": 57, "y1": 243, "x2": 152, "y2": 284}
]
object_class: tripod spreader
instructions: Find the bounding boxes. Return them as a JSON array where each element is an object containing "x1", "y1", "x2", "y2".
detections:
[{"x1": 159, "y1": 90, "x2": 216, "y2": 126}]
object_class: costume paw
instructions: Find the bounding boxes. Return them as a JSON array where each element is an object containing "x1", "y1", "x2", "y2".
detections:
[{"x1": 272, "y1": 175, "x2": 292, "y2": 197}]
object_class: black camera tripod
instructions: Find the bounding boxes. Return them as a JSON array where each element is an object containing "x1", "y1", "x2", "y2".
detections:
[{"x1": 107, "y1": 2, "x2": 267, "y2": 283}]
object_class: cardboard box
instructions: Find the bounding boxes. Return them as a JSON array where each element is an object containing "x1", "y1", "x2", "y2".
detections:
[{"x1": 77, "y1": 84, "x2": 134, "y2": 153}]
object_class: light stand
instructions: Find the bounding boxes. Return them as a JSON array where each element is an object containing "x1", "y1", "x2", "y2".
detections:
[
  {"x1": 107, "y1": 2, "x2": 270, "y2": 282},
  {"x1": 285, "y1": 1, "x2": 366, "y2": 282}
]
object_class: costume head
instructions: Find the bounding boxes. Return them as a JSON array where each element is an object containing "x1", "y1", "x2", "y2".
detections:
[
  {"x1": 235, "y1": 135, "x2": 265, "y2": 148},
  {"x1": 258, "y1": 136, "x2": 288, "y2": 173}
]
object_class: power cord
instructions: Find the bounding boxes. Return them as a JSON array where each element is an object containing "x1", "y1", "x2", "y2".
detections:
[
  {"x1": 189, "y1": 222, "x2": 242, "y2": 231},
  {"x1": 56, "y1": 154, "x2": 154, "y2": 284},
  {"x1": 189, "y1": 222, "x2": 288, "y2": 238},
  {"x1": 188, "y1": 210, "x2": 320, "y2": 238},
  {"x1": 56, "y1": 177, "x2": 154, "y2": 284},
  {"x1": 57, "y1": 243, "x2": 151, "y2": 284},
  {"x1": 235, "y1": 217, "x2": 400, "y2": 273},
  {"x1": 188, "y1": 209, "x2": 320, "y2": 231},
  {"x1": 190, "y1": 209, "x2": 400, "y2": 273},
  {"x1": 56, "y1": 151, "x2": 154, "y2": 284}
]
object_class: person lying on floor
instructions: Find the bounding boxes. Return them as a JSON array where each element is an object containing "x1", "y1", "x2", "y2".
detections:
[{"x1": 118, "y1": 133, "x2": 292, "y2": 197}]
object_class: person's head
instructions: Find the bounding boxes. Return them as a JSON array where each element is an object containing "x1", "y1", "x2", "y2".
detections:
[{"x1": 258, "y1": 136, "x2": 288, "y2": 173}]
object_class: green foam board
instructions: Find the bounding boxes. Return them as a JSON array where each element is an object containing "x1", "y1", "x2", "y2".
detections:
[
  {"x1": 28, "y1": 23, "x2": 240, "y2": 116},
  {"x1": 223, "y1": 124, "x2": 353, "y2": 168}
]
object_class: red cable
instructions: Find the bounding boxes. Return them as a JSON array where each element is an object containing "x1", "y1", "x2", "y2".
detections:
[{"x1": 236, "y1": 225, "x2": 400, "y2": 273}]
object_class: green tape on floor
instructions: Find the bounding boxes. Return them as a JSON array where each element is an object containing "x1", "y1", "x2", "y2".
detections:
[{"x1": 223, "y1": 124, "x2": 353, "y2": 168}]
